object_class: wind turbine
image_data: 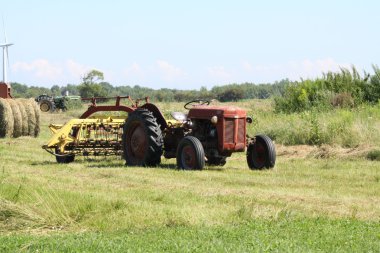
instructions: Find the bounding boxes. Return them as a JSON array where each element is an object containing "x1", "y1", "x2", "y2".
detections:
[{"x1": 1, "y1": 18, "x2": 13, "y2": 84}]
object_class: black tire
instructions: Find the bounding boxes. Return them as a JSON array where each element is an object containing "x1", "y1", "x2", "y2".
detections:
[
  {"x1": 39, "y1": 99, "x2": 55, "y2": 112},
  {"x1": 56, "y1": 154, "x2": 75, "y2": 163},
  {"x1": 122, "y1": 109, "x2": 163, "y2": 166},
  {"x1": 176, "y1": 136, "x2": 205, "y2": 170},
  {"x1": 247, "y1": 134, "x2": 276, "y2": 170},
  {"x1": 206, "y1": 156, "x2": 227, "y2": 166}
]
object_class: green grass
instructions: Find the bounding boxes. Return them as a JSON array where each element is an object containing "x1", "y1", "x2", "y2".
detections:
[
  {"x1": 0, "y1": 100, "x2": 380, "y2": 252},
  {"x1": 1, "y1": 218, "x2": 379, "y2": 252}
]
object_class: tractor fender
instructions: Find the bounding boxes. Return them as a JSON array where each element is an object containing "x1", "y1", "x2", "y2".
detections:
[{"x1": 141, "y1": 103, "x2": 168, "y2": 131}]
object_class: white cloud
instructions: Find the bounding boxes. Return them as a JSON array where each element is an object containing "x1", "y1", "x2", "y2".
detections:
[
  {"x1": 207, "y1": 66, "x2": 232, "y2": 82},
  {"x1": 12, "y1": 59, "x2": 63, "y2": 80},
  {"x1": 241, "y1": 58, "x2": 351, "y2": 81},
  {"x1": 123, "y1": 62, "x2": 144, "y2": 78},
  {"x1": 242, "y1": 61, "x2": 253, "y2": 72},
  {"x1": 10, "y1": 59, "x2": 100, "y2": 85},
  {"x1": 66, "y1": 59, "x2": 92, "y2": 79},
  {"x1": 287, "y1": 58, "x2": 350, "y2": 80},
  {"x1": 156, "y1": 60, "x2": 186, "y2": 81}
]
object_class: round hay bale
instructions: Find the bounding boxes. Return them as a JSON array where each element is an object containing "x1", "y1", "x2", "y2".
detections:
[
  {"x1": 29, "y1": 98, "x2": 41, "y2": 137},
  {"x1": 0, "y1": 98, "x2": 14, "y2": 138},
  {"x1": 16, "y1": 100, "x2": 29, "y2": 136},
  {"x1": 7, "y1": 99, "x2": 23, "y2": 138},
  {"x1": 20, "y1": 99, "x2": 37, "y2": 136}
]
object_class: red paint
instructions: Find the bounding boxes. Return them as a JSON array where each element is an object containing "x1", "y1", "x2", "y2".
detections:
[
  {"x1": 0, "y1": 82, "x2": 12, "y2": 98},
  {"x1": 79, "y1": 96, "x2": 137, "y2": 118},
  {"x1": 187, "y1": 105, "x2": 246, "y2": 153}
]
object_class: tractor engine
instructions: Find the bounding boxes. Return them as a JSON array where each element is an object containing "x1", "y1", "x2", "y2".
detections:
[{"x1": 187, "y1": 105, "x2": 247, "y2": 161}]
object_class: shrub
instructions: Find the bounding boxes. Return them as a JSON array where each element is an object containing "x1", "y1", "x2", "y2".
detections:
[
  {"x1": 331, "y1": 92, "x2": 355, "y2": 108},
  {"x1": 66, "y1": 99, "x2": 83, "y2": 110},
  {"x1": 274, "y1": 67, "x2": 373, "y2": 113}
]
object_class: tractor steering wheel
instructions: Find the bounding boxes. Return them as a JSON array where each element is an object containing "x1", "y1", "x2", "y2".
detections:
[{"x1": 184, "y1": 99, "x2": 210, "y2": 110}]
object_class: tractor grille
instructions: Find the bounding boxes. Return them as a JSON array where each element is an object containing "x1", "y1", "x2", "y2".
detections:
[
  {"x1": 224, "y1": 119, "x2": 234, "y2": 143},
  {"x1": 238, "y1": 118, "x2": 245, "y2": 143},
  {"x1": 224, "y1": 118, "x2": 245, "y2": 144}
]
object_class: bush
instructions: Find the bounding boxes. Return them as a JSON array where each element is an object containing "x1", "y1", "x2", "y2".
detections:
[
  {"x1": 331, "y1": 92, "x2": 355, "y2": 108},
  {"x1": 274, "y1": 66, "x2": 377, "y2": 113},
  {"x1": 66, "y1": 99, "x2": 83, "y2": 110}
]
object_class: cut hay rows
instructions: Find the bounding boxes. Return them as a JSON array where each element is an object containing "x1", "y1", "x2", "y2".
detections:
[
  {"x1": 16, "y1": 100, "x2": 29, "y2": 136},
  {"x1": 7, "y1": 99, "x2": 23, "y2": 138},
  {"x1": 0, "y1": 98, "x2": 14, "y2": 138},
  {"x1": 20, "y1": 99, "x2": 37, "y2": 137},
  {"x1": 30, "y1": 98, "x2": 41, "y2": 137}
]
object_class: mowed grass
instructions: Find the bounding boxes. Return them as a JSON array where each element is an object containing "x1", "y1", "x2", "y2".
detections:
[{"x1": 0, "y1": 101, "x2": 380, "y2": 252}]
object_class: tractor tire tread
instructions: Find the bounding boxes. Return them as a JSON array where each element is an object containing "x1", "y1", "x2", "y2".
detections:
[
  {"x1": 123, "y1": 108, "x2": 163, "y2": 167},
  {"x1": 176, "y1": 136, "x2": 205, "y2": 170},
  {"x1": 247, "y1": 134, "x2": 276, "y2": 170}
]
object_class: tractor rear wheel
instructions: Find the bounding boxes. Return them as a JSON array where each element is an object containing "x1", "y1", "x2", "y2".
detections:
[
  {"x1": 123, "y1": 109, "x2": 163, "y2": 167},
  {"x1": 247, "y1": 134, "x2": 276, "y2": 170},
  {"x1": 177, "y1": 136, "x2": 205, "y2": 170},
  {"x1": 39, "y1": 99, "x2": 55, "y2": 112}
]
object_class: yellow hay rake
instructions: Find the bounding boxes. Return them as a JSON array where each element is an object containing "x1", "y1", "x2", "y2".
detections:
[{"x1": 43, "y1": 116, "x2": 126, "y2": 163}]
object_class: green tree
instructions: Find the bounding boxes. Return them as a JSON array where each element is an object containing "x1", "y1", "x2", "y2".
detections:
[
  {"x1": 217, "y1": 86, "x2": 244, "y2": 102},
  {"x1": 82, "y1": 69, "x2": 104, "y2": 84},
  {"x1": 78, "y1": 70, "x2": 107, "y2": 98},
  {"x1": 10, "y1": 82, "x2": 28, "y2": 98},
  {"x1": 51, "y1": 85, "x2": 61, "y2": 96}
]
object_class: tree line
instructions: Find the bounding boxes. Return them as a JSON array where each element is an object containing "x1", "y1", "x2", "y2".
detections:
[{"x1": 9, "y1": 69, "x2": 287, "y2": 102}]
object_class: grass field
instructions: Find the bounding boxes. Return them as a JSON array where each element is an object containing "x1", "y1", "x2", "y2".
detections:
[{"x1": 0, "y1": 100, "x2": 379, "y2": 252}]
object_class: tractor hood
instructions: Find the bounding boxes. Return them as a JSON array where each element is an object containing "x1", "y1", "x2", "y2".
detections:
[{"x1": 187, "y1": 105, "x2": 246, "y2": 119}]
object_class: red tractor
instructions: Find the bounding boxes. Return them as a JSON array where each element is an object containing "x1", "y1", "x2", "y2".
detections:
[
  {"x1": 44, "y1": 97, "x2": 276, "y2": 170},
  {"x1": 122, "y1": 99, "x2": 276, "y2": 170}
]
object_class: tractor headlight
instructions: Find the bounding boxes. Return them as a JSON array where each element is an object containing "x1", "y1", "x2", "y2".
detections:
[
  {"x1": 211, "y1": 116, "x2": 218, "y2": 125},
  {"x1": 186, "y1": 120, "x2": 194, "y2": 129}
]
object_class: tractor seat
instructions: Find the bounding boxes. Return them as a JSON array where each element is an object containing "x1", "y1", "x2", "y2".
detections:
[{"x1": 171, "y1": 112, "x2": 188, "y2": 122}]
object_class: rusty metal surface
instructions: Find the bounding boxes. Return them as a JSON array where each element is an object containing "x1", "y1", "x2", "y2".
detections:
[{"x1": 0, "y1": 82, "x2": 12, "y2": 98}]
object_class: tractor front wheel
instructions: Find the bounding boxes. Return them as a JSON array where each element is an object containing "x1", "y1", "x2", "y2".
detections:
[
  {"x1": 123, "y1": 109, "x2": 163, "y2": 167},
  {"x1": 177, "y1": 136, "x2": 205, "y2": 170},
  {"x1": 247, "y1": 134, "x2": 276, "y2": 170},
  {"x1": 39, "y1": 99, "x2": 55, "y2": 112}
]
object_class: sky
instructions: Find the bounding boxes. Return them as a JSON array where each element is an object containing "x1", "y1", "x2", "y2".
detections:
[{"x1": 1, "y1": 0, "x2": 380, "y2": 89}]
